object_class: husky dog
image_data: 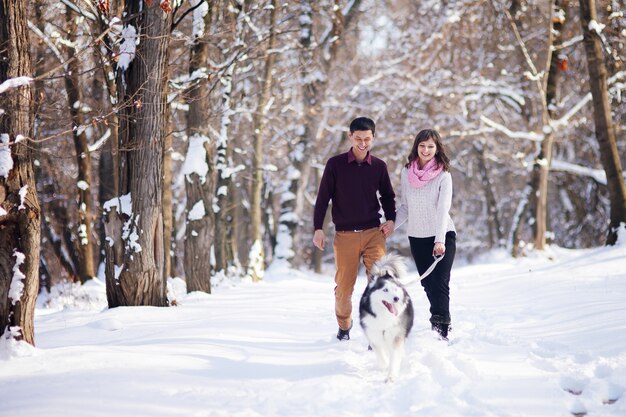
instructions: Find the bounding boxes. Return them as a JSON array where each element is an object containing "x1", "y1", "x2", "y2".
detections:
[{"x1": 359, "y1": 254, "x2": 414, "y2": 382}]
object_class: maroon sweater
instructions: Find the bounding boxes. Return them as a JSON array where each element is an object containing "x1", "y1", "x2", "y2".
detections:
[{"x1": 313, "y1": 149, "x2": 396, "y2": 232}]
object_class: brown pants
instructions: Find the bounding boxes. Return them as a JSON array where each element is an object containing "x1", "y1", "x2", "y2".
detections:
[{"x1": 333, "y1": 227, "x2": 386, "y2": 330}]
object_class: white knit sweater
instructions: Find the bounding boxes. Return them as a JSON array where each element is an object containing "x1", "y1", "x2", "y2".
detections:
[{"x1": 395, "y1": 167, "x2": 456, "y2": 243}]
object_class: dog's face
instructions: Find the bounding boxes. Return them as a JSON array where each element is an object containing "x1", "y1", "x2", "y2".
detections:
[{"x1": 368, "y1": 275, "x2": 409, "y2": 317}]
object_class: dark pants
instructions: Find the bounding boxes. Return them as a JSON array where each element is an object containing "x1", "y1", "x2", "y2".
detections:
[{"x1": 409, "y1": 231, "x2": 456, "y2": 326}]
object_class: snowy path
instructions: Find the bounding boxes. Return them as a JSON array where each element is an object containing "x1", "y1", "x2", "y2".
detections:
[{"x1": 1, "y1": 245, "x2": 625, "y2": 417}]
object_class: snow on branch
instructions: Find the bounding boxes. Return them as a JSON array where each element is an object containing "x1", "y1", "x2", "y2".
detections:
[
  {"x1": 552, "y1": 71, "x2": 625, "y2": 129},
  {"x1": 449, "y1": 127, "x2": 496, "y2": 138},
  {"x1": 88, "y1": 129, "x2": 111, "y2": 153},
  {"x1": 588, "y1": 19, "x2": 605, "y2": 35},
  {"x1": 551, "y1": 160, "x2": 609, "y2": 184},
  {"x1": 206, "y1": 45, "x2": 250, "y2": 73},
  {"x1": 27, "y1": 22, "x2": 111, "y2": 83},
  {"x1": 9, "y1": 251, "x2": 26, "y2": 305},
  {"x1": 319, "y1": 0, "x2": 359, "y2": 59},
  {"x1": 553, "y1": 35, "x2": 583, "y2": 51},
  {"x1": 552, "y1": 159, "x2": 626, "y2": 185},
  {"x1": 483, "y1": 71, "x2": 626, "y2": 142},
  {"x1": 588, "y1": 19, "x2": 614, "y2": 57},
  {"x1": 0, "y1": 134, "x2": 13, "y2": 179},
  {"x1": 60, "y1": 0, "x2": 97, "y2": 21},
  {"x1": 242, "y1": 8, "x2": 262, "y2": 41},
  {"x1": 479, "y1": 116, "x2": 544, "y2": 142},
  {"x1": 117, "y1": 25, "x2": 138, "y2": 71},
  {"x1": 457, "y1": 81, "x2": 526, "y2": 115},
  {"x1": 27, "y1": 20, "x2": 67, "y2": 70},
  {"x1": 182, "y1": 133, "x2": 211, "y2": 183},
  {"x1": 503, "y1": 8, "x2": 540, "y2": 77},
  {"x1": 170, "y1": 68, "x2": 209, "y2": 90},
  {"x1": 189, "y1": 0, "x2": 209, "y2": 39},
  {"x1": 0, "y1": 77, "x2": 33, "y2": 95},
  {"x1": 551, "y1": 93, "x2": 592, "y2": 130}
]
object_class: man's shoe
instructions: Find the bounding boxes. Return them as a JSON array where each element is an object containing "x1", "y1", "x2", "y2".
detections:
[
  {"x1": 336, "y1": 320, "x2": 353, "y2": 341},
  {"x1": 337, "y1": 327, "x2": 350, "y2": 341}
]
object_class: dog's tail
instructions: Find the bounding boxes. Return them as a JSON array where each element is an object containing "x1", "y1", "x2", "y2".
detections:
[{"x1": 370, "y1": 253, "x2": 407, "y2": 279}]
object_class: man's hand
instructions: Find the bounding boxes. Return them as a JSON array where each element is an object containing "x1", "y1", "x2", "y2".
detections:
[
  {"x1": 379, "y1": 220, "x2": 395, "y2": 238},
  {"x1": 313, "y1": 229, "x2": 325, "y2": 251}
]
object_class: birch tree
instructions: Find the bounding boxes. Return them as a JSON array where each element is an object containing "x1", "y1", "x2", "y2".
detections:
[{"x1": 0, "y1": 0, "x2": 41, "y2": 345}]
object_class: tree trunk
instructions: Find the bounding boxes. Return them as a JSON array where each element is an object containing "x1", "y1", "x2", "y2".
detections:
[
  {"x1": 248, "y1": 0, "x2": 278, "y2": 281},
  {"x1": 98, "y1": 133, "x2": 119, "y2": 265},
  {"x1": 275, "y1": 0, "x2": 315, "y2": 263},
  {"x1": 579, "y1": 0, "x2": 626, "y2": 245},
  {"x1": 163, "y1": 107, "x2": 173, "y2": 282},
  {"x1": 184, "y1": 0, "x2": 214, "y2": 293},
  {"x1": 504, "y1": 0, "x2": 560, "y2": 252},
  {"x1": 509, "y1": 183, "x2": 533, "y2": 257},
  {"x1": 214, "y1": 2, "x2": 246, "y2": 275},
  {"x1": 263, "y1": 184, "x2": 277, "y2": 257},
  {"x1": 473, "y1": 141, "x2": 504, "y2": 247},
  {"x1": 0, "y1": 0, "x2": 41, "y2": 345},
  {"x1": 214, "y1": 61, "x2": 236, "y2": 274},
  {"x1": 533, "y1": 131, "x2": 554, "y2": 250},
  {"x1": 276, "y1": 0, "x2": 361, "y2": 264},
  {"x1": 533, "y1": 0, "x2": 564, "y2": 250},
  {"x1": 93, "y1": 5, "x2": 121, "y2": 269},
  {"x1": 32, "y1": 1, "x2": 74, "y2": 286},
  {"x1": 42, "y1": 213, "x2": 78, "y2": 281},
  {"x1": 226, "y1": 180, "x2": 241, "y2": 271},
  {"x1": 104, "y1": 1, "x2": 171, "y2": 307},
  {"x1": 169, "y1": 204, "x2": 178, "y2": 278},
  {"x1": 64, "y1": 5, "x2": 96, "y2": 282}
]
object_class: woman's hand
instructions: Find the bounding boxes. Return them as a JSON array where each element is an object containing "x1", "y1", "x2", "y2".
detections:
[
  {"x1": 379, "y1": 220, "x2": 395, "y2": 238},
  {"x1": 433, "y1": 242, "x2": 445, "y2": 256}
]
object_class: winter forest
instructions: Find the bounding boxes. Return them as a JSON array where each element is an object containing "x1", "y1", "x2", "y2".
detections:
[{"x1": 1, "y1": 0, "x2": 625, "y2": 347}]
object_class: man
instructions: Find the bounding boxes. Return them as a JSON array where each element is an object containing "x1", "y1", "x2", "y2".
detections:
[{"x1": 313, "y1": 117, "x2": 396, "y2": 341}]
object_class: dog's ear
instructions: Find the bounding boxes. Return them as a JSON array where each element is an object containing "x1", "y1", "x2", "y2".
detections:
[
  {"x1": 383, "y1": 269, "x2": 397, "y2": 279},
  {"x1": 367, "y1": 276, "x2": 378, "y2": 288}
]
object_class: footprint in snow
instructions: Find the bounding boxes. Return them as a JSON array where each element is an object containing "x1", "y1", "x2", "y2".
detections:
[
  {"x1": 569, "y1": 399, "x2": 587, "y2": 417},
  {"x1": 561, "y1": 374, "x2": 623, "y2": 415},
  {"x1": 603, "y1": 382, "x2": 623, "y2": 405},
  {"x1": 560, "y1": 375, "x2": 587, "y2": 396}
]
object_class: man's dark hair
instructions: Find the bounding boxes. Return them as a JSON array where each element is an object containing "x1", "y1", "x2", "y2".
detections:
[{"x1": 349, "y1": 117, "x2": 376, "y2": 135}]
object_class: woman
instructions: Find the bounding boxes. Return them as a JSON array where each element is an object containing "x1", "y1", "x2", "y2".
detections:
[{"x1": 396, "y1": 129, "x2": 456, "y2": 340}]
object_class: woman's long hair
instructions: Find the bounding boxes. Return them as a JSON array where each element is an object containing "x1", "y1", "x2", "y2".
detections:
[{"x1": 404, "y1": 129, "x2": 451, "y2": 171}]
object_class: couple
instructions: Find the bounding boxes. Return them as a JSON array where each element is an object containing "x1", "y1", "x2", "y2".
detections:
[{"x1": 312, "y1": 117, "x2": 456, "y2": 342}]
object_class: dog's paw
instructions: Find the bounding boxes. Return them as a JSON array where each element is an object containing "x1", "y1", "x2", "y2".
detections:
[{"x1": 384, "y1": 375, "x2": 396, "y2": 384}]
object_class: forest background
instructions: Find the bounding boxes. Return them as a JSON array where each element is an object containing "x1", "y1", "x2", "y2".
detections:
[{"x1": 0, "y1": 0, "x2": 625, "y2": 345}]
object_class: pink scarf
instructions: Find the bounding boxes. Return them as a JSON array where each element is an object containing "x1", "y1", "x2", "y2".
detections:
[{"x1": 407, "y1": 159, "x2": 442, "y2": 189}]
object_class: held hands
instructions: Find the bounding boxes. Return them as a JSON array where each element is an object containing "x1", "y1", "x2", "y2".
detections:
[
  {"x1": 379, "y1": 220, "x2": 395, "y2": 238},
  {"x1": 433, "y1": 242, "x2": 446, "y2": 257},
  {"x1": 313, "y1": 229, "x2": 325, "y2": 251}
]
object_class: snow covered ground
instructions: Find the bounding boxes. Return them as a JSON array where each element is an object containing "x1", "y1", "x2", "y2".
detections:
[{"x1": 1, "y1": 241, "x2": 625, "y2": 417}]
